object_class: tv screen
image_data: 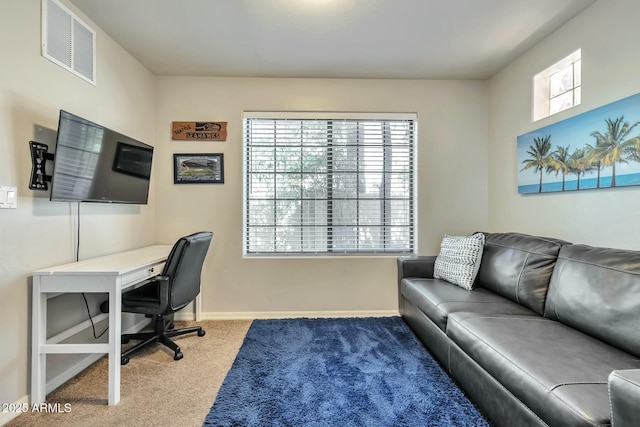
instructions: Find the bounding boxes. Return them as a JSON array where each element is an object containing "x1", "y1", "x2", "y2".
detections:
[{"x1": 50, "y1": 111, "x2": 153, "y2": 204}]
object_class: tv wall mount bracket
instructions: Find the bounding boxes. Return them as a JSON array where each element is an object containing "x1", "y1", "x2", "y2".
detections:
[{"x1": 29, "y1": 141, "x2": 54, "y2": 191}]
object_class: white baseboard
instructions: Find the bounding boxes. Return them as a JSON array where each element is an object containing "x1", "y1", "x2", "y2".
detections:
[
  {"x1": 0, "y1": 395, "x2": 29, "y2": 426},
  {"x1": 174, "y1": 311, "x2": 196, "y2": 321},
  {"x1": 200, "y1": 310, "x2": 399, "y2": 320}
]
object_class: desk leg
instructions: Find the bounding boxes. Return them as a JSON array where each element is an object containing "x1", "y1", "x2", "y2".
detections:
[
  {"x1": 107, "y1": 283, "x2": 122, "y2": 405},
  {"x1": 30, "y1": 277, "x2": 46, "y2": 405}
]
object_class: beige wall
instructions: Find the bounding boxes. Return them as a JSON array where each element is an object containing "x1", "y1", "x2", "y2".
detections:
[
  {"x1": 10, "y1": 0, "x2": 630, "y2": 413},
  {"x1": 488, "y1": 0, "x2": 640, "y2": 248},
  {"x1": 155, "y1": 77, "x2": 489, "y2": 316},
  {"x1": 0, "y1": 0, "x2": 156, "y2": 409}
]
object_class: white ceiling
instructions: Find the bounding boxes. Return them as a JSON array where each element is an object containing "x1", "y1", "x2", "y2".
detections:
[{"x1": 69, "y1": 0, "x2": 596, "y2": 80}]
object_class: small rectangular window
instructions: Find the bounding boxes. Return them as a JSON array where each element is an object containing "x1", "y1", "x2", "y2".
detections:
[
  {"x1": 533, "y1": 49, "x2": 581, "y2": 121},
  {"x1": 243, "y1": 112, "x2": 416, "y2": 255}
]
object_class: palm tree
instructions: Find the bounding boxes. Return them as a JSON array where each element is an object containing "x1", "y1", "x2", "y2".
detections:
[
  {"x1": 521, "y1": 135, "x2": 552, "y2": 193},
  {"x1": 547, "y1": 145, "x2": 570, "y2": 191},
  {"x1": 623, "y1": 133, "x2": 640, "y2": 162},
  {"x1": 584, "y1": 143, "x2": 604, "y2": 188},
  {"x1": 567, "y1": 147, "x2": 591, "y2": 190},
  {"x1": 589, "y1": 116, "x2": 640, "y2": 187}
]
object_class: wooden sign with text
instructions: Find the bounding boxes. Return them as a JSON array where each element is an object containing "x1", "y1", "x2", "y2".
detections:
[{"x1": 172, "y1": 121, "x2": 227, "y2": 141}]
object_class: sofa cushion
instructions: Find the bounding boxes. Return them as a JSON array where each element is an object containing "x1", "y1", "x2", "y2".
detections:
[
  {"x1": 545, "y1": 244, "x2": 640, "y2": 358},
  {"x1": 475, "y1": 232, "x2": 568, "y2": 315},
  {"x1": 447, "y1": 313, "x2": 640, "y2": 427},
  {"x1": 400, "y1": 278, "x2": 536, "y2": 331},
  {"x1": 609, "y1": 369, "x2": 640, "y2": 427},
  {"x1": 433, "y1": 233, "x2": 485, "y2": 290}
]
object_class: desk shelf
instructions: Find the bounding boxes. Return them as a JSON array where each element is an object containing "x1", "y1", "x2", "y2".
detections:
[{"x1": 47, "y1": 313, "x2": 109, "y2": 344}]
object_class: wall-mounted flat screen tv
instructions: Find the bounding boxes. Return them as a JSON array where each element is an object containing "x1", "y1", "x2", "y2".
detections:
[{"x1": 50, "y1": 110, "x2": 153, "y2": 204}]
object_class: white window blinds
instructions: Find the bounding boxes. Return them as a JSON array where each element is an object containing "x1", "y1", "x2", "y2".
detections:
[{"x1": 243, "y1": 112, "x2": 416, "y2": 255}]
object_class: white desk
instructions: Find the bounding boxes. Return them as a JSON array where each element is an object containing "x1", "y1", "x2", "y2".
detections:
[{"x1": 31, "y1": 245, "x2": 173, "y2": 406}]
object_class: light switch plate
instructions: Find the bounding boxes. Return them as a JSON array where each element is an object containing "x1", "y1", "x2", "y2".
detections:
[{"x1": 0, "y1": 186, "x2": 17, "y2": 209}]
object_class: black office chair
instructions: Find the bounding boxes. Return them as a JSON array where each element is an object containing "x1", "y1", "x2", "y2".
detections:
[{"x1": 101, "y1": 231, "x2": 213, "y2": 365}]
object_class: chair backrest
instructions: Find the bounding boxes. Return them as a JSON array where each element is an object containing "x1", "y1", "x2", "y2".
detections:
[{"x1": 162, "y1": 231, "x2": 213, "y2": 312}]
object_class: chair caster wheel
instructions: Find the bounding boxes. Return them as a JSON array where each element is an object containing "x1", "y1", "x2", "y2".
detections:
[
  {"x1": 198, "y1": 329, "x2": 206, "y2": 337},
  {"x1": 168, "y1": 323, "x2": 175, "y2": 330},
  {"x1": 174, "y1": 351, "x2": 183, "y2": 361},
  {"x1": 121, "y1": 356, "x2": 129, "y2": 365}
]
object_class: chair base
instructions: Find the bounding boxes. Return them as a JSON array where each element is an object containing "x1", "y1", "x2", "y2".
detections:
[{"x1": 120, "y1": 315, "x2": 205, "y2": 365}]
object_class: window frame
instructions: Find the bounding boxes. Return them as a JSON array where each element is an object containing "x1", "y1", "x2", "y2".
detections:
[
  {"x1": 533, "y1": 49, "x2": 582, "y2": 121},
  {"x1": 242, "y1": 111, "x2": 417, "y2": 257}
]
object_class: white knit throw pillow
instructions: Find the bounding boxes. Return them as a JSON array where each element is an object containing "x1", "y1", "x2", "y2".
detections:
[{"x1": 433, "y1": 233, "x2": 485, "y2": 290}]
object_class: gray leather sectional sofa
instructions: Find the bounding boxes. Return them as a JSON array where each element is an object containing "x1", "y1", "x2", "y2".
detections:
[{"x1": 398, "y1": 232, "x2": 640, "y2": 427}]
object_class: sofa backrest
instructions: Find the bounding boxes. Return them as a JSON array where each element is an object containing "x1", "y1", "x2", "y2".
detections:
[
  {"x1": 475, "y1": 233, "x2": 568, "y2": 315},
  {"x1": 545, "y1": 244, "x2": 640, "y2": 358}
]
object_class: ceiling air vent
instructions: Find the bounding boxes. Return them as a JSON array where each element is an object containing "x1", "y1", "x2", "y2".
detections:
[{"x1": 42, "y1": 0, "x2": 96, "y2": 85}]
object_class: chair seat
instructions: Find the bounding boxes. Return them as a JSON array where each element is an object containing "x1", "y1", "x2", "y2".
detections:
[{"x1": 100, "y1": 231, "x2": 213, "y2": 363}]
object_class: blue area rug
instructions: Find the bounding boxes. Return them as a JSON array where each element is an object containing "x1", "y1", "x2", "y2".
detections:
[{"x1": 204, "y1": 317, "x2": 489, "y2": 426}]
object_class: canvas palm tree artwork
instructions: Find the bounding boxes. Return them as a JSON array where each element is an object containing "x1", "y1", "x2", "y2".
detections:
[{"x1": 517, "y1": 92, "x2": 640, "y2": 194}]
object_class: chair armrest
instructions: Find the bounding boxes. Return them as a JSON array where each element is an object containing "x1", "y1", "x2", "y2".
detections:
[
  {"x1": 397, "y1": 255, "x2": 437, "y2": 281},
  {"x1": 133, "y1": 274, "x2": 169, "y2": 287},
  {"x1": 152, "y1": 275, "x2": 170, "y2": 284},
  {"x1": 609, "y1": 369, "x2": 640, "y2": 426},
  {"x1": 125, "y1": 275, "x2": 171, "y2": 312}
]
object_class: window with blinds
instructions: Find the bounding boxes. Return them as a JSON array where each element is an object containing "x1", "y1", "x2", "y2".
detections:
[{"x1": 243, "y1": 112, "x2": 416, "y2": 255}]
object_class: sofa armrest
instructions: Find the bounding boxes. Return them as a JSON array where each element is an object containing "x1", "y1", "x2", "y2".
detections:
[
  {"x1": 397, "y1": 256, "x2": 437, "y2": 281},
  {"x1": 609, "y1": 369, "x2": 640, "y2": 426},
  {"x1": 397, "y1": 256, "x2": 436, "y2": 314}
]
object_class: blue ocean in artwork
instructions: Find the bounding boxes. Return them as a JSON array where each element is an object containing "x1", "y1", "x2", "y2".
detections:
[{"x1": 518, "y1": 172, "x2": 640, "y2": 194}]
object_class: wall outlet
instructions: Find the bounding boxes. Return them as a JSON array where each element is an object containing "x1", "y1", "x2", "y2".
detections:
[{"x1": 0, "y1": 186, "x2": 17, "y2": 209}]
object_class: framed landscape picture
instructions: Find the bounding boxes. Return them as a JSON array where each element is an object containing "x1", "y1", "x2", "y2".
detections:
[
  {"x1": 173, "y1": 153, "x2": 224, "y2": 184},
  {"x1": 517, "y1": 92, "x2": 640, "y2": 194}
]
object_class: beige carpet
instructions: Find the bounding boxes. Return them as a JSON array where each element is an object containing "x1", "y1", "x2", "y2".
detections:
[{"x1": 7, "y1": 320, "x2": 252, "y2": 427}]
